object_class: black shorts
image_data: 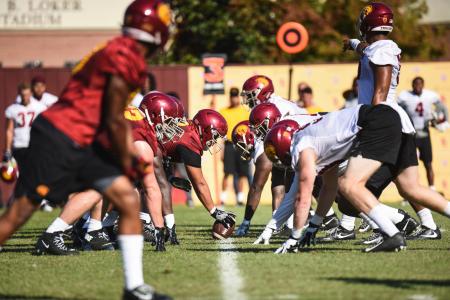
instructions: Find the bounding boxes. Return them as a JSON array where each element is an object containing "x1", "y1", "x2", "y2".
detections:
[
  {"x1": 415, "y1": 134, "x2": 432, "y2": 164},
  {"x1": 14, "y1": 116, "x2": 122, "y2": 205},
  {"x1": 271, "y1": 167, "x2": 295, "y2": 192},
  {"x1": 352, "y1": 105, "x2": 402, "y2": 166},
  {"x1": 12, "y1": 148, "x2": 28, "y2": 171},
  {"x1": 223, "y1": 141, "x2": 250, "y2": 177}
]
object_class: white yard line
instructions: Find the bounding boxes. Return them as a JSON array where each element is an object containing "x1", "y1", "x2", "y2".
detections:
[{"x1": 218, "y1": 238, "x2": 247, "y2": 300}]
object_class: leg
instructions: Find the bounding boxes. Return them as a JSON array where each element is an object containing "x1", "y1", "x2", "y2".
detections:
[{"x1": 424, "y1": 162, "x2": 435, "y2": 188}]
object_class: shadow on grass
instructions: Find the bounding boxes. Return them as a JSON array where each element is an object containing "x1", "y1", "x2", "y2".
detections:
[
  {"x1": 187, "y1": 247, "x2": 278, "y2": 253},
  {"x1": 0, "y1": 294, "x2": 87, "y2": 300},
  {"x1": 325, "y1": 277, "x2": 450, "y2": 289}
]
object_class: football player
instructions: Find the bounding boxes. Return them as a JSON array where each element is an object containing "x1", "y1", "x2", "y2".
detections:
[
  {"x1": 14, "y1": 75, "x2": 58, "y2": 108},
  {"x1": 235, "y1": 76, "x2": 340, "y2": 236},
  {"x1": 157, "y1": 109, "x2": 237, "y2": 230},
  {"x1": 0, "y1": 1, "x2": 172, "y2": 299}
]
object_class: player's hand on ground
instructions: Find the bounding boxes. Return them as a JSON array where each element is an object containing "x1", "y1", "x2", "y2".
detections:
[
  {"x1": 253, "y1": 227, "x2": 274, "y2": 245},
  {"x1": 274, "y1": 236, "x2": 300, "y2": 254},
  {"x1": 211, "y1": 208, "x2": 236, "y2": 229},
  {"x1": 169, "y1": 176, "x2": 192, "y2": 192},
  {"x1": 299, "y1": 223, "x2": 320, "y2": 248}
]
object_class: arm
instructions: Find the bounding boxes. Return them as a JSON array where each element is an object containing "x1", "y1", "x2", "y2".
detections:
[
  {"x1": 134, "y1": 141, "x2": 164, "y2": 228},
  {"x1": 435, "y1": 101, "x2": 449, "y2": 121},
  {"x1": 153, "y1": 153, "x2": 173, "y2": 217},
  {"x1": 293, "y1": 148, "x2": 317, "y2": 233},
  {"x1": 5, "y1": 118, "x2": 14, "y2": 154},
  {"x1": 185, "y1": 164, "x2": 215, "y2": 212},
  {"x1": 244, "y1": 152, "x2": 272, "y2": 220},
  {"x1": 370, "y1": 63, "x2": 392, "y2": 105},
  {"x1": 102, "y1": 75, "x2": 135, "y2": 170},
  {"x1": 315, "y1": 164, "x2": 339, "y2": 218}
]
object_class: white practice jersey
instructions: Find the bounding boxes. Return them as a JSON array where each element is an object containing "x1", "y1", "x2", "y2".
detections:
[
  {"x1": 252, "y1": 139, "x2": 265, "y2": 164},
  {"x1": 397, "y1": 89, "x2": 440, "y2": 131},
  {"x1": 5, "y1": 100, "x2": 47, "y2": 148},
  {"x1": 358, "y1": 39, "x2": 415, "y2": 134},
  {"x1": 16, "y1": 92, "x2": 58, "y2": 108},
  {"x1": 269, "y1": 94, "x2": 306, "y2": 117},
  {"x1": 290, "y1": 105, "x2": 362, "y2": 174}
]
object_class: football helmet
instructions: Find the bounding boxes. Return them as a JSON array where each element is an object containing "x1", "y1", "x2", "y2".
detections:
[
  {"x1": 139, "y1": 91, "x2": 184, "y2": 143},
  {"x1": 241, "y1": 75, "x2": 274, "y2": 108},
  {"x1": 264, "y1": 123, "x2": 298, "y2": 168},
  {"x1": 358, "y1": 2, "x2": 394, "y2": 40},
  {"x1": 249, "y1": 103, "x2": 281, "y2": 140},
  {"x1": 0, "y1": 158, "x2": 19, "y2": 183},
  {"x1": 193, "y1": 109, "x2": 228, "y2": 154},
  {"x1": 231, "y1": 120, "x2": 256, "y2": 161},
  {"x1": 122, "y1": 0, "x2": 171, "y2": 47}
]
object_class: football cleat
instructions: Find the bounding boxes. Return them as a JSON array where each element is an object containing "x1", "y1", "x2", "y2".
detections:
[
  {"x1": 320, "y1": 226, "x2": 356, "y2": 242},
  {"x1": 407, "y1": 226, "x2": 442, "y2": 240},
  {"x1": 35, "y1": 232, "x2": 79, "y2": 256},
  {"x1": 363, "y1": 232, "x2": 406, "y2": 253},
  {"x1": 358, "y1": 219, "x2": 371, "y2": 233},
  {"x1": 164, "y1": 225, "x2": 180, "y2": 245},
  {"x1": 321, "y1": 214, "x2": 340, "y2": 231},
  {"x1": 84, "y1": 229, "x2": 115, "y2": 251},
  {"x1": 362, "y1": 229, "x2": 383, "y2": 245},
  {"x1": 153, "y1": 227, "x2": 166, "y2": 252},
  {"x1": 143, "y1": 221, "x2": 156, "y2": 243},
  {"x1": 122, "y1": 283, "x2": 172, "y2": 300},
  {"x1": 396, "y1": 209, "x2": 420, "y2": 236},
  {"x1": 235, "y1": 222, "x2": 250, "y2": 237}
]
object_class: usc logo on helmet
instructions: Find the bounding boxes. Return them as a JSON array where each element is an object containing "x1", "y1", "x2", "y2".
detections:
[
  {"x1": 362, "y1": 5, "x2": 373, "y2": 17},
  {"x1": 235, "y1": 124, "x2": 248, "y2": 136},
  {"x1": 256, "y1": 77, "x2": 269, "y2": 87},
  {"x1": 157, "y1": 3, "x2": 171, "y2": 26},
  {"x1": 124, "y1": 106, "x2": 145, "y2": 121},
  {"x1": 265, "y1": 143, "x2": 278, "y2": 161}
]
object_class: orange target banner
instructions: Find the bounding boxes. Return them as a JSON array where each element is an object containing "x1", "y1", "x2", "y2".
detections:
[{"x1": 276, "y1": 22, "x2": 309, "y2": 54}]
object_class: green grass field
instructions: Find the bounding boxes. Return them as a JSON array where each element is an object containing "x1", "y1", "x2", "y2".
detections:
[{"x1": 0, "y1": 204, "x2": 449, "y2": 300}]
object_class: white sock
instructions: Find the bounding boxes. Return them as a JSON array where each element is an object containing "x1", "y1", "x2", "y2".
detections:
[
  {"x1": 242, "y1": 219, "x2": 250, "y2": 225},
  {"x1": 368, "y1": 205, "x2": 399, "y2": 237},
  {"x1": 359, "y1": 213, "x2": 379, "y2": 230},
  {"x1": 46, "y1": 217, "x2": 70, "y2": 233},
  {"x1": 220, "y1": 191, "x2": 227, "y2": 202},
  {"x1": 286, "y1": 214, "x2": 294, "y2": 230},
  {"x1": 102, "y1": 210, "x2": 119, "y2": 227},
  {"x1": 340, "y1": 214, "x2": 356, "y2": 231},
  {"x1": 444, "y1": 203, "x2": 450, "y2": 218},
  {"x1": 118, "y1": 235, "x2": 144, "y2": 290},
  {"x1": 272, "y1": 209, "x2": 277, "y2": 216},
  {"x1": 139, "y1": 212, "x2": 151, "y2": 224},
  {"x1": 380, "y1": 204, "x2": 404, "y2": 224},
  {"x1": 417, "y1": 208, "x2": 437, "y2": 230},
  {"x1": 237, "y1": 192, "x2": 244, "y2": 203},
  {"x1": 87, "y1": 219, "x2": 102, "y2": 233},
  {"x1": 164, "y1": 214, "x2": 175, "y2": 229},
  {"x1": 326, "y1": 207, "x2": 335, "y2": 217}
]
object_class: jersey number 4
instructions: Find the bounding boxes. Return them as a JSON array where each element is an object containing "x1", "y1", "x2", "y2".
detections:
[
  {"x1": 17, "y1": 112, "x2": 35, "y2": 127},
  {"x1": 415, "y1": 102, "x2": 424, "y2": 117}
]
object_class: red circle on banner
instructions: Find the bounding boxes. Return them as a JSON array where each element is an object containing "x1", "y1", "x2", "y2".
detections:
[{"x1": 276, "y1": 22, "x2": 309, "y2": 54}]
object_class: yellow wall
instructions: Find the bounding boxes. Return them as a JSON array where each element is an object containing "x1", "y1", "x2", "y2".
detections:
[{"x1": 187, "y1": 62, "x2": 450, "y2": 205}]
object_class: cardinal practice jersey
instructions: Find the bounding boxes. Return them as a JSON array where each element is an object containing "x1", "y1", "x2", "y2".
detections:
[
  {"x1": 5, "y1": 100, "x2": 46, "y2": 148},
  {"x1": 125, "y1": 106, "x2": 158, "y2": 153},
  {"x1": 269, "y1": 94, "x2": 306, "y2": 117},
  {"x1": 41, "y1": 36, "x2": 147, "y2": 147},
  {"x1": 159, "y1": 122, "x2": 203, "y2": 163},
  {"x1": 358, "y1": 39, "x2": 415, "y2": 134},
  {"x1": 15, "y1": 92, "x2": 58, "y2": 108},
  {"x1": 290, "y1": 105, "x2": 362, "y2": 174},
  {"x1": 398, "y1": 89, "x2": 440, "y2": 132}
]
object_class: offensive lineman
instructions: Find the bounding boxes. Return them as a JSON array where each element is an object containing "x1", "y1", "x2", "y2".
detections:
[{"x1": 0, "y1": 1, "x2": 172, "y2": 299}]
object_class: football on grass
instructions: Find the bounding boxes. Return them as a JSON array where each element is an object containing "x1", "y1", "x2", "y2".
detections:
[{"x1": 212, "y1": 220, "x2": 235, "y2": 240}]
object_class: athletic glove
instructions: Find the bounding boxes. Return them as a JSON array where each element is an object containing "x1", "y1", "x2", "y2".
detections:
[
  {"x1": 298, "y1": 222, "x2": 320, "y2": 248},
  {"x1": 274, "y1": 236, "x2": 300, "y2": 254},
  {"x1": 153, "y1": 227, "x2": 166, "y2": 252},
  {"x1": 253, "y1": 227, "x2": 274, "y2": 245},
  {"x1": 211, "y1": 208, "x2": 236, "y2": 229},
  {"x1": 2, "y1": 150, "x2": 12, "y2": 162},
  {"x1": 169, "y1": 176, "x2": 192, "y2": 192}
]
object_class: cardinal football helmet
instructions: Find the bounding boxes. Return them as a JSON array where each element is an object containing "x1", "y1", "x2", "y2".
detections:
[
  {"x1": 249, "y1": 103, "x2": 281, "y2": 140},
  {"x1": 358, "y1": 2, "x2": 394, "y2": 40},
  {"x1": 139, "y1": 91, "x2": 184, "y2": 143},
  {"x1": 193, "y1": 109, "x2": 228, "y2": 154},
  {"x1": 1, "y1": 158, "x2": 19, "y2": 183},
  {"x1": 123, "y1": 0, "x2": 171, "y2": 47},
  {"x1": 231, "y1": 120, "x2": 256, "y2": 161},
  {"x1": 241, "y1": 75, "x2": 274, "y2": 108},
  {"x1": 264, "y1": 123, "x2": 298, "y2": 168}
]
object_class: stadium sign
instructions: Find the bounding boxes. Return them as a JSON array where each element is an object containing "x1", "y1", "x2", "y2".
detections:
[
  {"x1": 0, "y1": 0, "x2": 129, "y2": 30},
  {"x1": 202, "y1": 53, "x2": 227, "y2": 95}
]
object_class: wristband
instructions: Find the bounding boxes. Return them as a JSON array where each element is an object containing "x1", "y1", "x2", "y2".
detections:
[
  {"x1": 209, "y1": 207, "x2": 217, "y2": 215},
  {"x1": 349, "y1": 39, "x2": 361, "y2": 51}
]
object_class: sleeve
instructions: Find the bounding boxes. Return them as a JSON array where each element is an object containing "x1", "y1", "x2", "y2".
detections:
[
  {"x1": 429, "y1": 91, "x2": 441, "y2": 104},
  {"x1": 176, "y1": 145, "x2": 202, "y2": 168},
  {"x1": 367, "y1": 46, "x2": 398, "y2": 66},
  {"x1": 5, "y1": 105, "x2": 14, "y2": 119}
]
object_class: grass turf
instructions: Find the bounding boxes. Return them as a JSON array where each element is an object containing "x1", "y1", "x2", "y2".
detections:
[{"x1": 0, "y1": 204, "x2": 449, "y2": 300}]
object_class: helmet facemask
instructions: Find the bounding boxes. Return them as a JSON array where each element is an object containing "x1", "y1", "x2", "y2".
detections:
[
  {"x1": 204, "y1": 127, "x2": 226, "y2": 155},
  {"x1": 144, "y1": 107, "x2": 184, "y2": 144},
  {"x1": 235, "y1": 135, "x2": 254, "y2": 161},
  {"x1": 252, "y1": 118, "x2": 270, "y2": 141},
  {"x1": 241, "y1": 88, "x2": 262, "y2": 109}
]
